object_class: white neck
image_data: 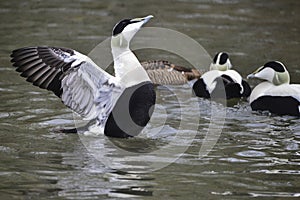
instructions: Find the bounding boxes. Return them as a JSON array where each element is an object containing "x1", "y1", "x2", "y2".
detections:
[
  {"x1": 273, "y1": 71, "x2": 290, "y2": 85},
  {"x1": 111, "y1": 36, "x2": 150, "y2": 88},
  {"x1": 210, "y1": 63, "x2": 228, "y2": 71}
]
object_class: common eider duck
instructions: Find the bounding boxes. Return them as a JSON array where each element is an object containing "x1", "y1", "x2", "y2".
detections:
[
  {"x1": 192, "y1": 52, "x2": 251, "y2": 102},
  {"x1": 10, "y1": 15, "x2": 156, "y2": 138},
  {"x1": 141, "y1": 60, "x2": 202, "y2": 85},
  {"x1": 247, "y1": 61, "x2": 300, "y2": 116}
]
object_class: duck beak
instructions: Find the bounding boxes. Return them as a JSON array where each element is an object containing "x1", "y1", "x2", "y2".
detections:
[
  {"x1": 131, "y1": 15, "x2": 154, "y2": 25},
  {"x1": 247, "y1": 73, "x2": 256, "y2": 79},
  {"x1": 142, "y1": 15, "x2": 154, "y2": 24},
  {"x1": 247, "y1": 66, "x2": 263, "y2": 79}
]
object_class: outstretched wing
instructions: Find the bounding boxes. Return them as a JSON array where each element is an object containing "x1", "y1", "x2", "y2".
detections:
[{"x1": 11, "y1": 46, "x2": 123, "y2": 123}]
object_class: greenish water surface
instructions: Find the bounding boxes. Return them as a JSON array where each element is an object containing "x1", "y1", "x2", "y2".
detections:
[{"x1": 0, "y1": 0, "x2": 299, "y2": 199}]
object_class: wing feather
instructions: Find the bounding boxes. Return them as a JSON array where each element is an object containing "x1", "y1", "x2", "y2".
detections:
[
  {"x1": 26, "y1": 65, "x2": 51, "y2": 81},
  {"x1": 11, "y1": 46, "x2": 124, "y2": 125},
  {"x1": 39, "y1": 70, "x2": 61, "y2": 89}
]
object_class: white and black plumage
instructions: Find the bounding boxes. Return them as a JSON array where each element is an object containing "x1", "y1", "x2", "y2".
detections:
[
  {"x1": 10, "y1": 15, "x2": 156, "y2": 138},
  {"x1": 247, "y1": 61, "x2": 300, "y2": 116},
  {"x1": 192, "y1": 52, "x2": 251, "y2": 101}
]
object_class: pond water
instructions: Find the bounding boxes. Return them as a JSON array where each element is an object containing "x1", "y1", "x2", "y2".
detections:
[{"x1": 0, "y1": 0, "x2": 300, "y2": 199}]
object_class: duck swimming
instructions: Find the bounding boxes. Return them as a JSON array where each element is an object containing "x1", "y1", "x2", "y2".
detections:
[
  {"x1": 141, "y1": 60, "x2": 202, "y2": 85},
  {"x1": 10, "y1": 15, "x2": 156, "y2": 138},
  {"x1": 247, "y1": 61, "x2": 300, "y2": 116},
  {"x1": 192, "y1": 52, "x2": 251, "y2": 102}
]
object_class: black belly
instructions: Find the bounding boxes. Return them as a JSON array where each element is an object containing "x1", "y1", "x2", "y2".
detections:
[
  {"x1": 104, "y1": 81, "x2": 156, "y2": 138},
  {"x1": 251, "y1": 96, "x2": 300, "y2": 116}
]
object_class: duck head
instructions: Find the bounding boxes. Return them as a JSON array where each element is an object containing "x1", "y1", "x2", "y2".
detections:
[
  {"x1": 247, "y1": 61, "x2": 290, "y2": 85},
  {"x1": 111, "y1": 15, "x2": 153, "y2": 49},
  {"x1": 210, "y1": 52, "x2": 232, "y2": 71}
]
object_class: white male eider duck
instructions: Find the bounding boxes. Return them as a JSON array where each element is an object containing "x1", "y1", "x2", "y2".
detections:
[
  {"x1": 192, "y1": 52, "x2": 251, "y2": 101},
  {"x1": 247, "y1": 61, "x2": 300, "y2": 116},
  {"x1": 10, "y1": 15, "x2": 156, "y2": 138}
]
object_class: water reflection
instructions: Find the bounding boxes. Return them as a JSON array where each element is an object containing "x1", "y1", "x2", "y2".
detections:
[{"x1": 1, "y1": 0, "x2": 300, "y2": 199}]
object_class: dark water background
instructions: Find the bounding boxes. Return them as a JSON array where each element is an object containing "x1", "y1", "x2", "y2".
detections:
[{"x1": 0, "y1": 0, "x2": 300, "y2": 199}]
